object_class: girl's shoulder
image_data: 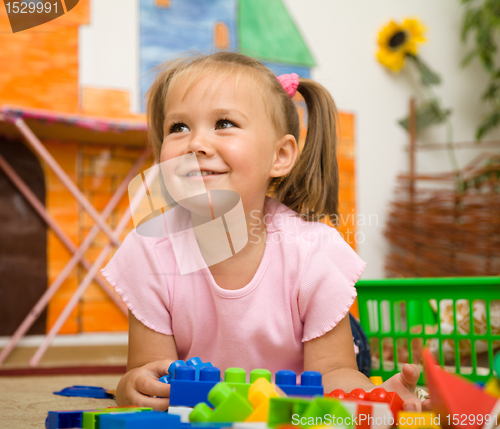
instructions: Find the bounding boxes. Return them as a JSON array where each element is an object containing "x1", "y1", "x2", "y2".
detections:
[{"x1": 264, "y1": 196, "x2": 339, "y2": 241}]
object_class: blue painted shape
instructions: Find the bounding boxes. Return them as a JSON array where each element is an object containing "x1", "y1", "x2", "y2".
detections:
[
  {"x1": 275, "y1": 370, "x2": 323, "y2": 396},
  {"x1": 45, "y1": 410, "x2": 84, "y2": 429},
  {"x1": 99, "y1": 411, "x2": 181, "y2": 429},
  {"x1": 169, "y1": 367, "x2": 221, "y2": 407},
  {"x1": 53, "y1": 385, "x2": 111, "y2": 398},
  {"x1": 262, "y1": 62, "x2": 310, "y2": 79},
  {"x1": 140, "y1": 0, "x2": 238, "y2": 111}
]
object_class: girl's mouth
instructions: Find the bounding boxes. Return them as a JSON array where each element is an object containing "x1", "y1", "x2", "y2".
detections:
[{"x1": 184, "y1": 171, "x2": 226, "y2": 180}]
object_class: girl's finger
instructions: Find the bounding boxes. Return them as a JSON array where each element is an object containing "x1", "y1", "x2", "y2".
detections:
[
  {"x1": 136, "y1": 376, "x2": 171, "y2": 398},
  {"x1": 127, "y1": 390, "x2": 170, "y2": 411},
  {"x1": 145, "y1": 359, "x2": 175, "y2": 378},
  {"x1": 422, "y1": 398, "x2": 432, "y2": 411},
  {"x1": 399, "y1": 364, "x2": 420, "y2": 391}
]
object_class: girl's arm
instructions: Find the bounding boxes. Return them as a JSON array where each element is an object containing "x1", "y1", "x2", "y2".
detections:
[
  {"x1": 304, "y1": 314, "x2": 429, "y2": 411},
  {"x1": 116, "y1": 311, "x2": 179, "y2": 410}
]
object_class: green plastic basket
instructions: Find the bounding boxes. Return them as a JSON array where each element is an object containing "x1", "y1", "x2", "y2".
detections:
[{"x1": 356, "y1": 276, "x2": 500, "y2": 384}]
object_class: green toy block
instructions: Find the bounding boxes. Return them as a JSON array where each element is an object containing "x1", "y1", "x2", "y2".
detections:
[
  {"x1": 224, "y1": 368, "x2": 272, "y2": 398},
  {"x1": 300, "y1": 397, "x2": 353, "y2": 428},
  {"x1": 267, "y1": 397, "x2": 311, "y2": 428},
  {"x1": 82, "y1": 407, "x2": 152, "y2": 429},
  {"x1": 190, "y1": 382, "x2": 254, "y2": 423},
  {"x1": 495, "y1": 352, "x2": 500, "y2": 379}
]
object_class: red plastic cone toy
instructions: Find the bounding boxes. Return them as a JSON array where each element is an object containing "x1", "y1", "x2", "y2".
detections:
[{"x1": 423, "y1": 349, "x2": 500, "y2": 429}]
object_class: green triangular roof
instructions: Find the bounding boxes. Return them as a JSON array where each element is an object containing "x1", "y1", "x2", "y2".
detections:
[{"x1": 238, "y1": 0, "x2": 315, "y2": 67}]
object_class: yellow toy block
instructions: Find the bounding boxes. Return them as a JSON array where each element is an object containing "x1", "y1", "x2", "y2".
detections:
[
  {"x1": 397, "y1": 411, "x2": 441, "y2": 428},
  {"x1": 245, "y1": 378, "x2": 285, "y2": 422},
  {"x1": 485, "y1": 377, "x2": 500, "y2": 399},
  {"x1": 370, "y1": 376, "x2": 384, "y2": 386}
]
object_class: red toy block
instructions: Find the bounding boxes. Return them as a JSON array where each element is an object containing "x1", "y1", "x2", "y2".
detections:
[
  {"x1": 327, "y1": 387, "x2": 402, "y2": 419},
  {"x1": 325, "y1": 389, "x2": 345, "y2": 399},
  {"x1": 423, "y1": 349, "x2": 500, "y2": 429},
  {"x1": 347, "y1": 388, "x2": 367, "y2": 400}
]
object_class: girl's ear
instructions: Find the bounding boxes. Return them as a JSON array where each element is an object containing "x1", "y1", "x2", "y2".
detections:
[{"x1": 270, "y1": 134, "x2": 298, "y2": 178}]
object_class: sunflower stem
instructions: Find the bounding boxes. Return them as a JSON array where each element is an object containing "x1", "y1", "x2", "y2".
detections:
[{"x1": 407, "y1": 56, "x2": 464, "y2": 193}]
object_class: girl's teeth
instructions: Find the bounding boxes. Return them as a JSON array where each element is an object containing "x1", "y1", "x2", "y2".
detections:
[{"x1": 187, "y1": 171, "x2": 217, "y2": 177}]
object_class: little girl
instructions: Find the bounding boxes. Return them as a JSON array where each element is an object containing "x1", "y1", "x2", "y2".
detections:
[{"x1": 101, "y1": 52, "x2": 430, "y2": 412}]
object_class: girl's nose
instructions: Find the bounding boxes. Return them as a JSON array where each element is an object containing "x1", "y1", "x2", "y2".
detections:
[{"x1": 186, "y1": 132, "x2": 216, "y2": 157}]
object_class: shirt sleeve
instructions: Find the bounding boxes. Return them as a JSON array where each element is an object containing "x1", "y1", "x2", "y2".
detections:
[
  {"x1": 100, "y1": 230, "x2": 173, "y2": 336},
  {"x1": 299, "y1": 229, "x2": 367, "y2": 342}
]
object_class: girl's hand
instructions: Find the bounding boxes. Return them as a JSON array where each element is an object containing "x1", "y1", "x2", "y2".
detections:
[
  {"x1": 116, "y1": 359, "x2": 174, "y2": 411},
  {"x1": 379, "y1": 363, "x2": 432, "y2": 412}
]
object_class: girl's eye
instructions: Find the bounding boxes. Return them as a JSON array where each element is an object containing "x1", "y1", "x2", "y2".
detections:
[
  {"x1": 216, "y1": 119, "x2": 236, "y2": 130},
  {"x1": 170, "y1": 122, "x2": 189, "y2": 133}
]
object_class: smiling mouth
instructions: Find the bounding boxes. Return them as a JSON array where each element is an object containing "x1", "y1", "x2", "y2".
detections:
[{"x1": 185, "y1": 171, "x2": 226, "y2": 177}]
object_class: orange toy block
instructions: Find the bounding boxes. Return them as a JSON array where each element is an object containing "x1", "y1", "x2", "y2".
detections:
[
  {"x1": 245, "y1": 378, "x2": 285, "y2": 422},
  {"x1": 423, "y1": 349, "x2": 500, "y2": 429}
]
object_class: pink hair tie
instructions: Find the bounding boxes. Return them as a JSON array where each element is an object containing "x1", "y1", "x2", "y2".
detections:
[{"x1": 277, "y1": 73, "x2": 299, "y2": 98}]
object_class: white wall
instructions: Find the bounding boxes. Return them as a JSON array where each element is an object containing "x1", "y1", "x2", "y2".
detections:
[
  {"x1": 80, "y1": 0, "x2": 498, "y2": 278},
  {"x1": 79, "y1": 0, "x2": 141, "y2": 113},
  {"x1": 284, "y1": 0, "x2": 498, "y2": 278}
]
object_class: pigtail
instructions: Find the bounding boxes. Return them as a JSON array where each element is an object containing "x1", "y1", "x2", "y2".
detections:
[{"x1": 273, "y1": 79, "x2": 339, "y2": 223}]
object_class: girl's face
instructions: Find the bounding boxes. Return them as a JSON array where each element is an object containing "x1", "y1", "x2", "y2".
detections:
[{"x1": 160, "y1": 72, "x2": 282, "y2": 215}]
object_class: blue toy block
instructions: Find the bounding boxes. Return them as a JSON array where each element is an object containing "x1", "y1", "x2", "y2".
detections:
[
  {"x1": 53, "y1": 385, "x2": 112, "y2": 398},
  {"x1": 45, "y1": 410, "x2": 85, "y2": 429},
  {"x1": 181, "y1": 423, "x2": 231, "y2": 429},
  {"x1": 160, "y1": 357, "x2": 215, "y2": 384},
  {"x1": 275, "y1": 370, "x2": 323, "y2": 396},
  {"x1": 99, "y1": 411, "x2": 181, "y2": 429},
  {"x1": 169, "y1": 366, "x2": 221, "y2": 407}
]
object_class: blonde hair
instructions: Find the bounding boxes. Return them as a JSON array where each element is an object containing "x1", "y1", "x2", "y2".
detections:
[{"x1": 146, "y1": 52, "x2": 339, "y2": 222}]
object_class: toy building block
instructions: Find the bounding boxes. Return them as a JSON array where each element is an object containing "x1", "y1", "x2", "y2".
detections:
[
  {"x1": 325, "y1": 389, "x2": 346, "y2": 399},
  {"x1": 189, "y1": 382, "x2": 254, "y2": 423},
  {"x1": 53, "y1": 385, "x2": 112, "y2": 398},
  {"x1": 495, "y1": 352, "x2": 500, "y2": 380},
  {"x1": 245, "y1": 378, "x2": 285, "y2": 422},
  {"x1": 366, "y1": 388, "x2": 403, "y2": 419},
  {"x1": 341, "y1": 400, "x2": 393, "y2": 429},
  {"x1": 225, "y1": 368, "x2": 272, "y2": 398},
  {"x1": 267, "y1": 397, "x2": 311, "y2": 427},
  {"x1": 370, "y1": 376, "x2": 384, "y2": 386},
  {"x1": 168, "y1": 406, "x2": 194, "y2": 423},
  {"x1": 485, "y1": 376, "x2": 500, "y2": 399},
  {"x1": 46, "y1": 410, "x2": 88, "y2": 429},
  {"x1": 82, "y1": 407, "x2": 152, "y2": 429},
  {"x1": 275, "y1": 370, "x2": 323, "y2": 396},
  {"x1": 233, "y1": 422, "x2": 270, "y2": 429},
  {"x1": 397, "y1": 411, "x2": 441, "y2": 429},
  {"x1": 99, "y1": 411, "x2": 181, "y2": 429},
  {"x1": 300, "y1": 397, "x2": 352, "y2": 428},
  {"x1": 160, "y1": 357, "x2": 215, "y2": 384},
  {"x1": 423, "y1": 349, "x2": 500, "y2": 429},
  {"x1": 169, "y1": 366, "x2": 221, "y2": 407},
  {"x1": 45, "y1": 407, "x2": 151, "y2": 429},
  {"x1": 326, "y1": 387, "x2": 403, "y2": 419}
]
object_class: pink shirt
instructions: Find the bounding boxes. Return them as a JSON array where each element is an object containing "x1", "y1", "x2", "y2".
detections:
[{"x1": 101, "y1": 197, "x2": 367, "y2": 375}]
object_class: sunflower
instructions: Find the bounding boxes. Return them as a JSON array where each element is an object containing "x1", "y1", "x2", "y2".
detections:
[{"x1": 377, "y1": 18, "x2": 427, "y2": 72}]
